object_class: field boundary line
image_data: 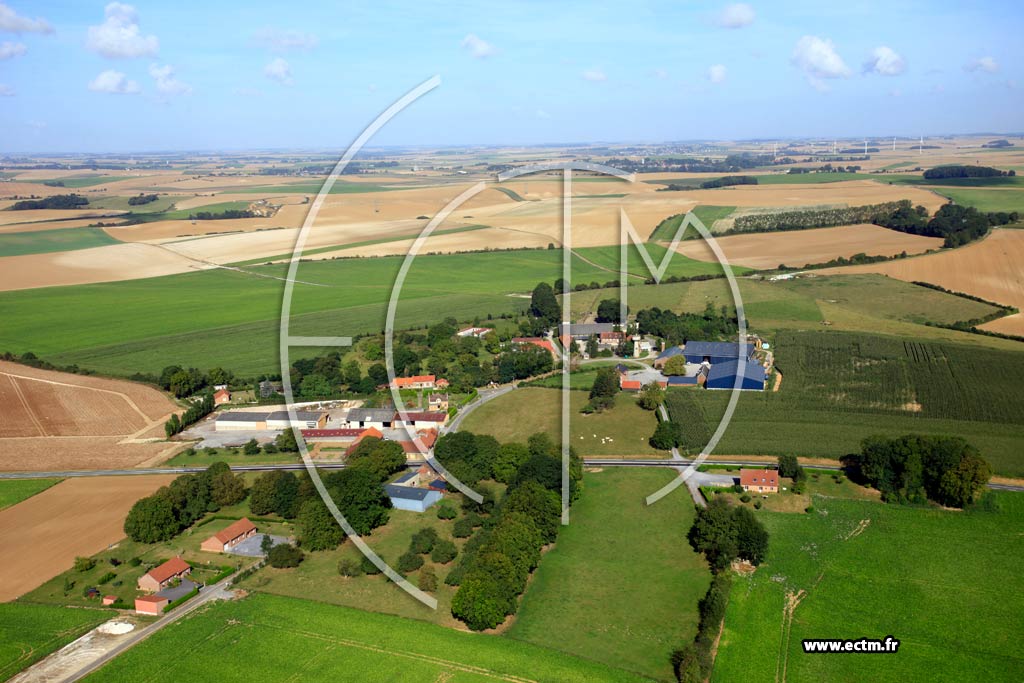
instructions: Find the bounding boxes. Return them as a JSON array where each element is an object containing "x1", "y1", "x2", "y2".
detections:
[
  {"x1": 251, "y1": 620, "x2": 539, "y2": 683},
  {"x1": 8, "y1": 376, "x2": 47, "y2": 437},
  {"x1": 1, "y1": 370, "x2": 151, "y2": 425}
]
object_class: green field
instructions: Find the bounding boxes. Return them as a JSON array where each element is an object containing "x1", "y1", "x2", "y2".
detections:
[
  {"x1": 574, "y1": 243, "x2": 737, "y2": 280},
  {"x1": 162, "y1": 447, "x2": 300, "y2": 467},
  {"x1": 87, "y1": 195, "x2": 179, "y2": 213},
  {"x1": 931, "y1": 187, "x2": 1024, "y2": 213},
  {"x1": 712, "y1": 491, "x2": 1024, "y2": 682},
  {"x1": 0, "y1": 603, "x2": 111, "y2": 680},
  {"x1": 83, "y1": 593, "x2": 651, "y2": 683},
  {"x1": 0, "y1": 478, "x2": 61, "y2": 510},
  {"x1": 235, "y1": 180, "x2": 400, "y2": 194},
  {"x1": 0, "y1": 248, "x2": 716, "y2": 376},
  {"x1": 460, "y1": 387, "x2": 667, "y2": 457},
  {"x1": 647, "y1": 205, "x2": 735, "y2": 241},
  {"x1": 508, "y1": 468, "x2": 710, "y2": 681},
  {"x1": 0, "y1": 226, "x2": 120, "y2": 257},
  {"x1": 25, "y1": 175, "x2": 116, "y2": 188},
  {"x1": 680, "y1": 330, "x2": 1024, "y2": 476}
]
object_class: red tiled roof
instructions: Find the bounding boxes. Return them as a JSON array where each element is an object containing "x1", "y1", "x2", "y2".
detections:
[
  {"x1": 399, "y1": 411, "x2": 447, "y2": 422},
  {"x1": 740, "y1": 468, "x2": 778, "y2": 487},
  {"x1": 392, "y1": 375, "x2": 436, "y2": 387},
  {"x1": 145, "y1": 557, "x2": 190, "y2": 584},
  {"x1": 512, "y1": 337, "x2": 556, "y2": 355},
  {"x1": 214, "y1": 388, "x2": 230, "y2": 398},
  {"x1": 211, "y1": 518, "x2": 256, "y2": 544},
  {"x1": 620, "y1": 380, "x2": 642, "y2": 390},
  {"x1": 301, "y1": 428, "x2": 363, "y2": 438},
  {"x1": 135, "y1": 595, "x2": 168, "y2": 604}
]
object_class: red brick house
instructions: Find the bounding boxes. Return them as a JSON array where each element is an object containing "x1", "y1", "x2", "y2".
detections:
[
  {"x1": 137, "y1": 557, "x2": 191, "y2": 593},
  {"x1": 213, "y1": 388, "x2": 231, "y2": 405},
  {"x1": 740, "y1": 468, "x2": 779, "y2": 493},
  {"x1": 201, "y1": 518, "x2": 257, "y2": 553},
  {"x1": 135, "y1": 595, "x2": 169, "y2": 615}
]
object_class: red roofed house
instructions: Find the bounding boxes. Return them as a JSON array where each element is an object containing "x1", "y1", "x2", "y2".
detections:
[
  {"x1": 102, "y1": 595, "x2": 117, "y2": 606},
  {"x1": 391, "y1": 375, "x2": 438, "y2": 390},
  {"x1": 740, "y1": 468, "x2": 779, "y2": 494},
  {"x1": 201, "y1": 518, "x2": 258, "y2": 553},
  {"x1": 511, "y1": 337, "x2": 557, "y2": 357},
  {"x1": 344, "y1": 426, "x2": 386, "y2": 456},
  {"x1": 397, "y1": 430, "x2": 438, "y2": 457},
  {"x1": 137, "y1": 557, "x2": 191, "y2": 593},
  {"x1": 213, "y1": 388, "x2": 231, "y2": 405},
  {"x1": 620, "y1": 380, "x2": 642, "y2": 391},
  {"x1": 135, "y1": 595, "x2": 169, "y2": 615}
]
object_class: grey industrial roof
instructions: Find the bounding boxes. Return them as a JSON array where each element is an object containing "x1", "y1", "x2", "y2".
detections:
[
  {"x1": 656, "y1": 345, "x2": 686, "y2": 360},
  {"x1": 385, "y1": 484, "x2": 433, "y2": 501},
  {"x1": 558, "y1": 323, "x2": 617, "y2": 336},
  {"x1": 683, "y1": 341, "x2": 755, "y2": 359},
  {"x1": 217, "y1": 411, "x2": 270, "y2": 422},
  {"x1": 347, "y1": 408, "x2": 395, "y2": 422},
  {"x1": 266, "y1": 410, "x2": 323, "y2": 422}
]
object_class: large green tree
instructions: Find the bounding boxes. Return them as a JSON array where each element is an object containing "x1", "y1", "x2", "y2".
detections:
[
  {"x1": 297, "y1": 499, "x2": 344, "y2": 551},
  {"x1": 324, "y1": 468, "x2": 391, "y2": 535},
  {"x1": 529, "y1": 282, "x2": 560, "y2": 325}
]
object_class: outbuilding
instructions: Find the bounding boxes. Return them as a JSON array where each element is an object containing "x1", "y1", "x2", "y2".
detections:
[
  {"x1": 201, "y1": 518, "x2": 258, "y2": 553},
  {"x1": 704, "y1": 359, "x2": 766, "y2": 391},
  {"x1": 137, "y1": 557, "x2": 191, "y2": 593},
  {"x1": 134, "y1": 595, "x2": 169, "y2": 616},
  {"x1": 385, "y1": 484, "x2": 442, "y2": 513}
]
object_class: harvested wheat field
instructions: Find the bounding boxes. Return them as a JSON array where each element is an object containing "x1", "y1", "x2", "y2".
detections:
[
  {"x1": 0, "y1": 361, "x2": 181, "y2": 471},
  {"x1": 0, "y1": 218, "x2": 130, "y2": 234},
  {"x1": 674, "y1": 224, "x2": 944, "y2": 270},
  {"x1": 0, "y1": 475, "x2": 174, "y2": 600},
  {"x1": 0, "y1": 242, "x2": 215, "y2": 291},
  {"x1": 827, "y1": 228, "x2": 1024, "y2": 335},
  {"x1": 0, "y1": 209, "x2": 125, "y2": 227}
]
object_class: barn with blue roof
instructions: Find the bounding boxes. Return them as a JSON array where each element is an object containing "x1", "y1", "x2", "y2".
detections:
[
  {"x1": 683, "y1": 341, "x2": 755, "y2": 365},
  {"x1": 705, "y1": 359, "x2": 766, "y2": 391}
]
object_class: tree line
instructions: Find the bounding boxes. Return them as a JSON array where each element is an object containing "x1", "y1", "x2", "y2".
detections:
[
  {"x1": 127, "y1": 193, "x2": 159, "y2": 205},
  {"x1": 9, "y1": 194, "x2": 89, "y2": 210},
  {"x1": 923, "y1": 164, "x2": 1014, "y2": 179},
  {"x1": 635, "y1": 302, "x2": 738, "y2": 346},
  {"x1": 164, "y1": 391, "x2": 214, "y2": 437},
  {"x1": 875, "y1": 201, "x2": 1019, "y2": 247},
  {"x1": 700, "y1": 175, "x2": 758, "y2": 189},
  {"x1": 844, "y1": 434, "x2": 991, "y2": 508}
]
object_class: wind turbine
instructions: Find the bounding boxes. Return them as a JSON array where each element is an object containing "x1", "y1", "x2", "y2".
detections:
[
  {"x1": 892, "y1": 136, "x2": 896, "y2": 152},
  {"x1": 919, "y1": 135, "x2": 924, "y2": 154},
  {"x1": 864, "y1": 139, "x2": 867, "y2": 155}
]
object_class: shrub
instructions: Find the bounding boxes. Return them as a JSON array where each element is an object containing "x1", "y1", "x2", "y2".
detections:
[
  {"x1": 360, "y1": 555, "x2": 382, "y2": 575},
  {"x1": 436, "y1": 501, "x2": 457, "y2": 520},
  {"x1": 129, "y1": 557, "x2": 142, "y2": 567},
  {"x1": 267, "y1": 543, "x2": 304, "y2": 568},
  {"x1": 74, "y1": 557, "x2": 96, "y2": 572},
  {"x1": 805, "y1": 506, "x2": 815, "y2": 514},
  {"x1": 753, "y1": 500, "x2": 763, "y2": 510},
  {"x1": 410, "y1": 527, "x2": 438, "y2": 555},
  {"x1": 337, "y1": 558, "x2": 364, "y2": 577},
  {"x1": 453, "y1": 517, "x2": 474, "y2": 538},
  {"x1": 418, "y1": 565, "x2": 438, "y2": 592},
  {"x1": 96, "y1": 571, "x2": 116, "y2": 585},
  {"x1": 740, "y1": 493, "x2": 751, "y2": 503},
  {"x1": 430, "y1": 539, "x2": 458, "y2": 564},
  {"x1": 397, "y1": 551, "x2": 424, "y2": 573}
]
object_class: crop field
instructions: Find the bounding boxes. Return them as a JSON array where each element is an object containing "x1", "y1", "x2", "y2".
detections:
[
  {"x1": 674, "y1": 224, "x2": 943, "y2": 270},
  {"x1": 828, "y1": 228, "x2": 1024, "y2": 335},
  {"x1": 0, "y1": 603, "x2": 112, "y2": 681},
  {"x1": 931, "y1": 187, "x2": 1024, "y2": 213},
  {"x1": 0, "y1": 478, "x2": 61, "y2": 510},
  {"x1": 0, "y1": 226, "x2": 121, "y2": 257},
  {"x1": 508, "y1": 468, "x2": 709, "y2": 681},
  {"x1": 712, "y1": 492, "x2": 1024, "y2": 682},
  {"x1": 686, "y1": 330, "x2": 1024, "y2": 476},
  {"x1": 82, "y1": 593, "x2": 651, "y2": 683},
  {"x1": 647, "y1": 205, "x2": 735, "y2": 240},
  {"x1": 0, "y1": 475, "x2": 175, "y2": 601},
  {"x1": 460, "y1": 387, "x2": 667, "y2": 457}
]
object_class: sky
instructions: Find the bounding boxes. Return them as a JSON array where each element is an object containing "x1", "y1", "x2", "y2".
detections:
[{"x1": 0, "y1": 0, "x2": 1022, "y2": 153}]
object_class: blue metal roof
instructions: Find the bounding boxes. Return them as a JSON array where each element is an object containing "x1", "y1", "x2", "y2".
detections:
[
  {"x1": 393, "y1": 471, "x2": 417, "y2": 484},
  {"x1": 385, "y1": 484, "x2": 433, "y2": 501},
  {"x1": 429, "y1": 479, "x2": 447, "y2": 490},
  {"x1": 656, "y1": 346, "x2": 686, "y2": 360},
  {"x1": 706, "y1": 359, "x2": 766, "y2": 383},
  {"x1": 683, "y1": 341, "x2": 755, "y2": 359},
  {"x1": 667, "y1": 375, "x2": 697, "y2": 385}
]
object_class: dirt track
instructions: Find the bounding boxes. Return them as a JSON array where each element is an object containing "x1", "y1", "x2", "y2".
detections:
[{"x1": 0, "y1": 476, "x2": 174, "y2": 601}]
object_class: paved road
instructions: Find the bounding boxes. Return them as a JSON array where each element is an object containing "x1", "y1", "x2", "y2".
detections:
[
  {"x1": 444, "y1": 384, "x2": 516, "y2": 433},
  {"x1": 65, "y1": 575, "x2": 237, "y2": 682}
]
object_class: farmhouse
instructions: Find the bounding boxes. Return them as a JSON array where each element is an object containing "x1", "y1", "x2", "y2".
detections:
[
  {"x1": 138, "y1": 557, "x2": 191, "y2": 593},
  {"x1": 390, "y1": 375, "x2": 442, "y2": 390},
  {"x1": 457, "y1": 326, "x2": 491, "y2": 338},
  {"x1": 134, "y1": 595, "x2": 169, "y2": 615},
  {"x1": 385, "y1": 483, "x2": 443, "y2": 512},
  {"x1": 428, "y1": 393, "x2": 449, "y2": 411},
  {"x1": 394, "y1": 411, "x2": 448, "y2": 430},
  {"x1": 740, "y1": 468, "x2": 779, "y2": 493},
  {"x1": 395, "y1": 429, "x2": 438, "y2": 458},
  {"x1": 213, "y1": 388, "x2": 231, "y2": 405},
  {"x1": 511, "y1": 337, "x2": 557, "y2": 357},
  {"x1": 345, "y1": 408, "x2": 395, "y2": 430},
  {"x1": 201, "y1": 518, "x2": 257, "y2": 553}
]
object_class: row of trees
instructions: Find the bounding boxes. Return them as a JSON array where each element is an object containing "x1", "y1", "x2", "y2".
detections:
[
  {"x1": 700, "y1": 175, "x2": 758, "y2": 189},
  {"x1": 123, "y1": 462, "x2": 247, "y2": 543},
  {"x1": 9, "y1": 194, "x2": 89, "y2": 210},
  {"x1": 127, "y1": 193, "x2": 159, "y2": 205},
  {"x1": 164, "y1": 391, "x2": 214, "y2": 437},
  {"x1": 158, "y1": 365, "x2": 234, "y2": 398},
  {"x1": 875, "y1": 202, "x2": 1019, "y2": 248},
  {"x1": 635, "y1": 303, "x2": 737, "y2": 346},
  {"x1": 923, "y1": 164, "x2": 1014, "y2": 179},
  {"x1": 845, "y1": 434, "x2": 991, "y2": 507},
  {"x1": 728, "y1": 200, "x2": 908, "y2": 234}
]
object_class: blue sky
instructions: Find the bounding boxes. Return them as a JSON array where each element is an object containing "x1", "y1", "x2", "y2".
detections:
[{"x1": 1, "y1": 0, "x2": 1022, "y2": 153}]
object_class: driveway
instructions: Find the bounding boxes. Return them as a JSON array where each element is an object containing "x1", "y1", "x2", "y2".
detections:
[
  {"x1": 226, "y1": 533, "x2": 291, "y2": 557},
  {"x1": 156, "y1": 578, "x2": 197, "y2": 602}
]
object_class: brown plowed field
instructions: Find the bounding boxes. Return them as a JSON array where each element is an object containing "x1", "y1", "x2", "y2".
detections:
[
  {"x1": 674, "y1": 223, "x2": 944, "y2": 270},
  {"x1": 826, "y1": 228, "x2": 1024, "y2": 335},
  {"x1": 0, "y1": 475, "x2": 174, "y2": 601}
]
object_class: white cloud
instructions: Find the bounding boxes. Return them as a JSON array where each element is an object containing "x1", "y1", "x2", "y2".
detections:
[
  {"x1": 707, "y1": 64, "x2": 727, "y2": 84},
  {"x1": 88, "y1": 69, "x2": 140, "y2": 94},
  {"x1": 864, "y1": 46, "x2": 906, "y2": 76},
  {"x1": 0, "y1": 84, "x2": 14, "y2": 96},
  {"x1": 149, "y1": 63, "x2": 191, "y2": 96},
  {"x1": 0, "y1": 3, "x2": 53, "y2": 34},
  {"x1": 536, "y1": 109, "x2": 551, "y2": 119},
  {"x1": 87, "y1": 3, "x2": 158, "y2": 59},
  {"x1": 264, "y1": 57, "x2": 293, "y2": 85},
  {"x1": 964, "y1": 56, "x2": 998, "y2": 74},
  {"x1": 460, "y1": 33, "x2": 495, "y2": 59},
  {"x1": 582, "y1": 68, "x2": 606, "y2": 82},
  {"x1": 653, "y1": 68, "x2": 668, "y2": 80},
  {"x1": 718, "y1": 3, "x2": 755, "y2": 28},
  {"x1": 251, "y1": 27, "x2": 317, "y2": 53},
  {"x1": 792, "y1": 36, "x2": 850, "y2": 90},
  {"x1": 0, "y1": 40, "x2": 25, "y2": 59}
]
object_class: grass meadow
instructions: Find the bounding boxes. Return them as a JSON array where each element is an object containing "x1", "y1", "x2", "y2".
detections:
[
  {"x1": 0, "y1": 603, "x2": 111, "y2": 680},
  {"x1": 0, "y1": 478, "x2": 61, "y2": 510},
  {"x1": 931, "y1": 187, "x2": 1024, "y2": 213},
  {"x1": 712, "y1": 491, "x2": 1024, "y2": 682},
  {"x1": 0, "y1": 226, "x2": 120, "y2": 257},
  {"x1": 508, "y1": 468, "x2": 710, "y2": 681},
  {"x1": 82, "y1": 593, "x2": 652, "y2": 683}
]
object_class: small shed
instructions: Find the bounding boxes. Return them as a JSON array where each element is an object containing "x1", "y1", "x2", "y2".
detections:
[
  {"x1": 102, "y1": 595, "x2": 117, "y2": 606},
  {"x1": 135, "y1": 595, "x2": 169, "y2": 616}
]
